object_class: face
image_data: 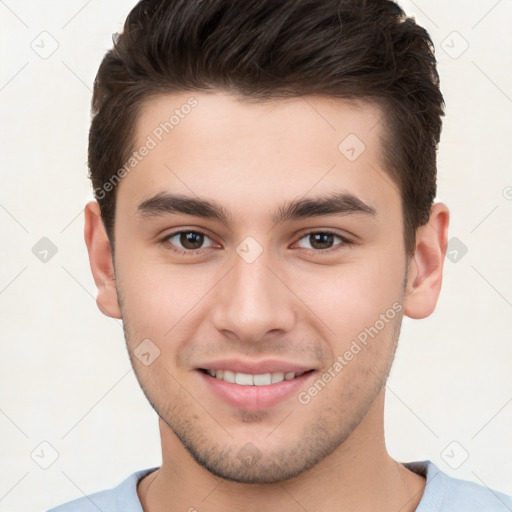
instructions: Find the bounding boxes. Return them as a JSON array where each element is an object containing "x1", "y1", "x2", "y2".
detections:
[{"x1": 110, "y1": 92, "x2": 411, "y2": 483}]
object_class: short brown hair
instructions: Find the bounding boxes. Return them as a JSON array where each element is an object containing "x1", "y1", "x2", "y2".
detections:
[{"x1": 88, "y1": 0, "x2": 444, "y2": 257}]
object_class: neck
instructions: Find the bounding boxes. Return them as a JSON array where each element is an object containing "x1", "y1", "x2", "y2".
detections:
[{"x1": 138, "y1": 390, "x2": 425, "y2": 512}]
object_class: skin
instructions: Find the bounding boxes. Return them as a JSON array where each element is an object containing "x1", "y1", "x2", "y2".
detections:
[{"x1": 85, "y1": 91, "x2": 449, "y2": 511}]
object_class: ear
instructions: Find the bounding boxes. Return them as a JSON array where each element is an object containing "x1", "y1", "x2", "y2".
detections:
[
  {"x1": 403, "y1": 202, "x2": 450, "y2": 319},
  {"x1": 84, "y1": 200, "x2": 122, "y2": 319}
]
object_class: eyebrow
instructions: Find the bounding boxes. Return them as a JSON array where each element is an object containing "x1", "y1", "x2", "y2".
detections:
[{"x1": 136, "y1": 191, "x2": 377, "y2": 225}]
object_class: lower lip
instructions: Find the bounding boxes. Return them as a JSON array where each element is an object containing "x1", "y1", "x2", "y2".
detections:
[{"x1": 198, "y1": 370, "x2": 315, "y2": 412}]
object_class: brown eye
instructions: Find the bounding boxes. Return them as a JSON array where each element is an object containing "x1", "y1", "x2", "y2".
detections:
[
  {"x1": 163, "y1": 230, "x2": 215, "y2": 254},
  {"x1": 179, "y1": 231, "x2": 204, "y2": 249},
  {"x1": 296, "y1": 231, "x2": 349, "y2": 251},
  {"x1": 309, "y1": 233, "x2": 334, "y2": 249}
]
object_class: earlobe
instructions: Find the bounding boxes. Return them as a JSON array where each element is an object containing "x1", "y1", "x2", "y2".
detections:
[
  {"x1": 84, "y1": 200, "x2": 122, "y2": 319},
  {"x1": 403, "y1": 202, "x2": 450, "y2": 319}
]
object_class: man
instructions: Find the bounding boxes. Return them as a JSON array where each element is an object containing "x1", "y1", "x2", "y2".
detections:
[{"x1": 48, "y1": 0, "x2": 512, "y2": 510}]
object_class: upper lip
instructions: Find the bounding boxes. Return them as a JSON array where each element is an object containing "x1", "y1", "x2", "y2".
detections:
[{"x1": 196, "y1": 358, "x2": 315, "y2": 375}]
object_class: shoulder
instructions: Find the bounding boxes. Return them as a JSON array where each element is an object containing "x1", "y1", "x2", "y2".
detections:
[
  {"x1": 44, "y1": 468, "x2": 158, "y2": 512},
  {"x1": 406, "y1": 460, "x2": 512, "y2": 511}
]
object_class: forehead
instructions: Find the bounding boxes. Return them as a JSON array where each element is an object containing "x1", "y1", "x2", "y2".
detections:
[
  {"x1": 117, "y1": 91, "x2": 398, "y2": 220},
  {"x1": 135, "y1": 91, "x2": 384, "y2": 160}
]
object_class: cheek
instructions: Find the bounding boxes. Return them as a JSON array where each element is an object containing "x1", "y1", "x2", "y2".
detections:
[
  {"x1": 116, "y1": 258, "x2": 217, "y2": 346},
  {"x1": 120, "y1": 270, "x2": 180, "y2": 325},
  {"x1": 295, "y1": 254, "x2": 405, "y2": 341}
]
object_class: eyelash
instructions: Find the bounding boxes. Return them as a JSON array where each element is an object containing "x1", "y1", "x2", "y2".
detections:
[{"x1": 160, "y1": 229, "x2": 353, "y2": 256}]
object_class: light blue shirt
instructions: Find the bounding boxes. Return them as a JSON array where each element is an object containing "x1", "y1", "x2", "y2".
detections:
[{"x1": 45, "y1": 460, "x2": 512, "y2": 511}]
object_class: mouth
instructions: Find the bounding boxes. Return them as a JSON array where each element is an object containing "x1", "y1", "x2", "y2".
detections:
[
  {"x1": 198, "y1": 368, "x2": 314, "y2": 385},
  {"x1": 196, "y1": 363, "x2": 317, "y2": 411}
]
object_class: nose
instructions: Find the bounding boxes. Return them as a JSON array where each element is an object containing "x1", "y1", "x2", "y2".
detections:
[{"x1": 211, "y1": 246, "x2": 296, "y2": 343}]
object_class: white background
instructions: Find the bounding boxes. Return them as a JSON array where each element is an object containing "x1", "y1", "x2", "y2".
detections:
[{"x1": 1, "y1": 1, "x2": 511, "y2": 510}]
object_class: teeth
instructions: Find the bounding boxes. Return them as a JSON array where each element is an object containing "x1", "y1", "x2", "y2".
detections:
[
  {"x1": 253, "y1": 373, "x2": 272, "y2": 386},
  {"x1": 235, "y1": 372, "x2": 254, "y2": 385},
  {"x1": 205, "y1": 369, "x2": 304, "y2": 385},
  {"x1": 271, "y1": 372, "x2": 285, "y2": 383},
  {"x1": 223, "y1": 370, "x2": 235, "y2": 383}
]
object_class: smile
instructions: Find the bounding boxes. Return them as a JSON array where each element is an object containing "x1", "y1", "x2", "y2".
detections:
[
  {"x1": 197, "y1": 366, "x2": 316, "y2": 411},
  {"x1": 200, "y1": 369, "x2": 310, "y2": 385}
]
